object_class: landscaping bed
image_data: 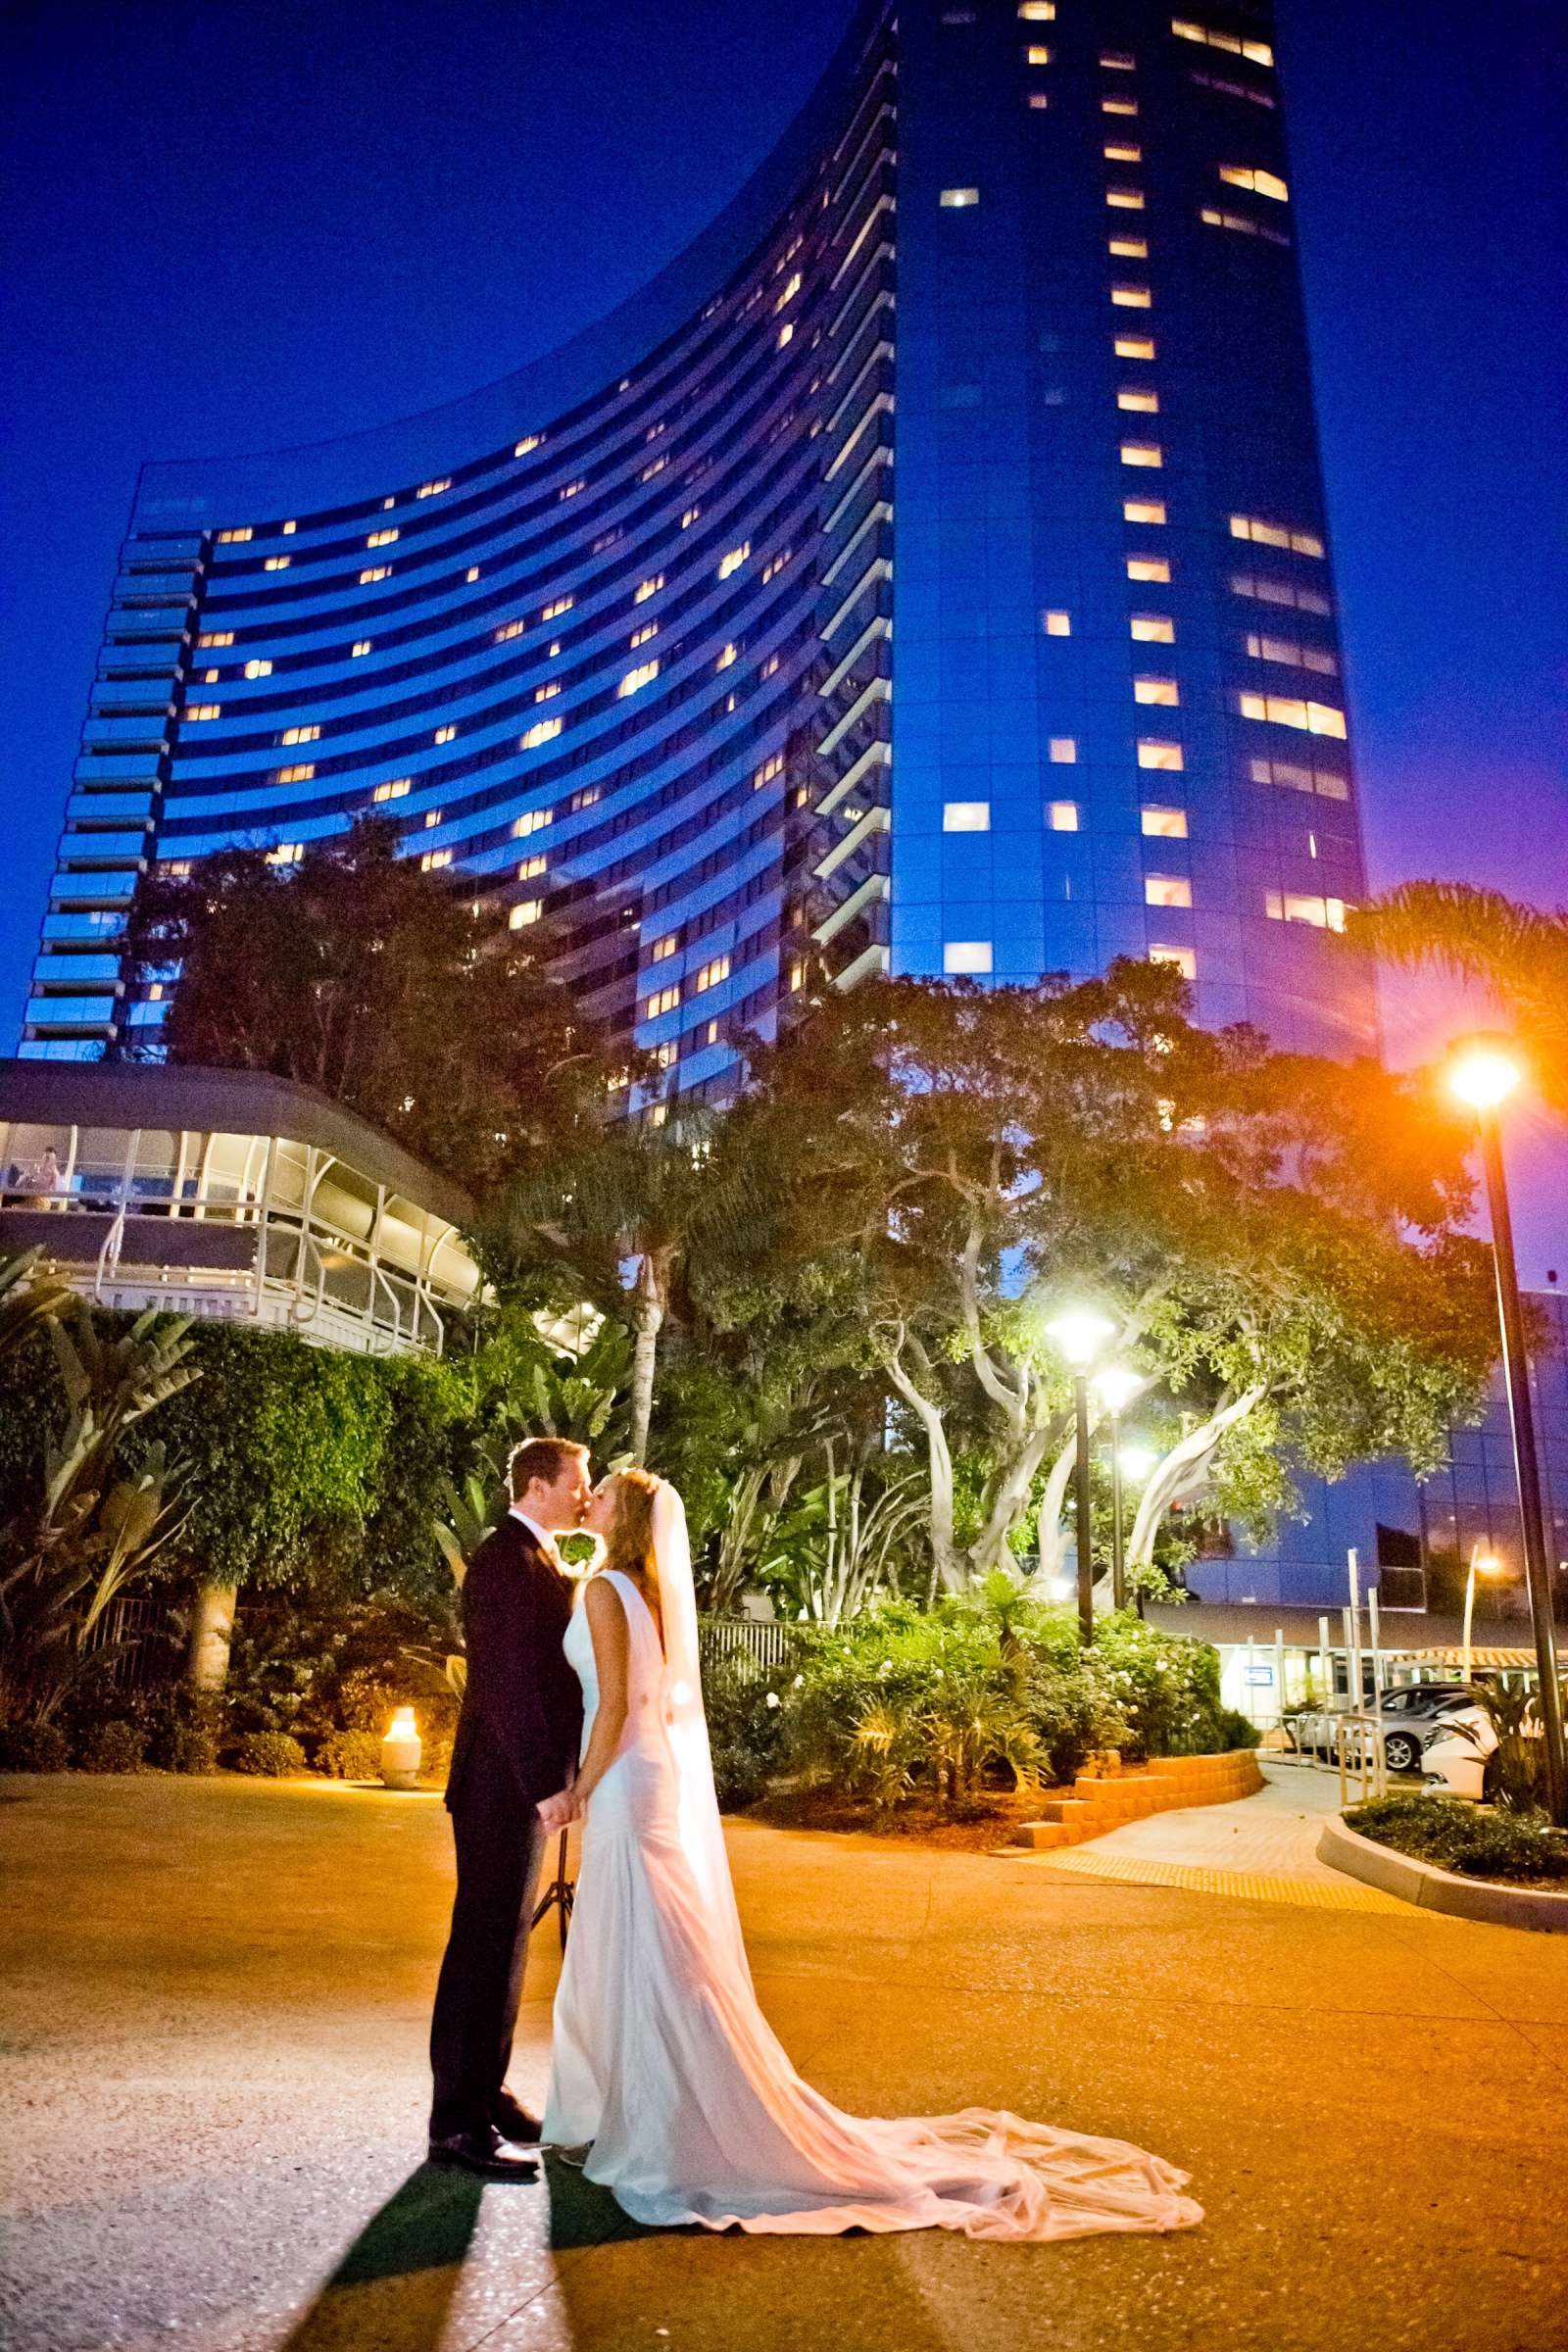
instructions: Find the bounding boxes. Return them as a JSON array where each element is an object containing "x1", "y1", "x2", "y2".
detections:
[{"x1": 1344, "y1": 1792, "x2": 1568, "y2": 1892}]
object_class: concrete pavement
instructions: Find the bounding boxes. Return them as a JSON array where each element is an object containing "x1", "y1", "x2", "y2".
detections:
[{"x1": 3, "y1": 1772, "x2": 1566, "y2": 2352}]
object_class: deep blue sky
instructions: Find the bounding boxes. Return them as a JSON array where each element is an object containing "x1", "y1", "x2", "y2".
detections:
[{"x1": 5, "y1": 0, "x2": 1565, "y2": 1261}]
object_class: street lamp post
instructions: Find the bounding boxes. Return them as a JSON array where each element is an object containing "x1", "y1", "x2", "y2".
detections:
[
  {"x1": 1447, "y1": 1036, "x2": 1568, "y2": 1827},
  {"x1": 1461, "y1": 1543, "x2": 1502, "y2": 1690},
  {"x1": 1093, "y1": 1366, "x2": 1145, "y2": 1613},
  {"x1": 1048, "y1": 1310, "x2": 1116, "y2": 1642}
]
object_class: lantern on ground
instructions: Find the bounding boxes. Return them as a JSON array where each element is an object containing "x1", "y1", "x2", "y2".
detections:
[{"x1": 380, "y1": 1706, "x2": 422, "y2": 1790}]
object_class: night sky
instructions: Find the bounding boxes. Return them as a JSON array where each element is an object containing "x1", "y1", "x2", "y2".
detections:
[{"x1": 5, "y1": 0, "x2": 1564, "y2": 1264}]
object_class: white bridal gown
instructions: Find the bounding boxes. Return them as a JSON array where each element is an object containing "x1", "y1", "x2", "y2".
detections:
[{"x1": 542, "y1": 1568, "x2": 1201, "y2": 2240}]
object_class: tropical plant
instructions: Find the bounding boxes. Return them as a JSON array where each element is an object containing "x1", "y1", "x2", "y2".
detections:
[
  {"x1": 1347, "y1": 882, "x2": 1568, "y2": 1114},
  {"x1": 1449, "y1": 1677, "x2": 1562, "y2": 1814},
  {"x1": 0, "y1": 1249, "x2": 74, "y2": 1364},
  {"x1": 0, "y1": 1305, "x2": 198, "y2": 1724},
  {"x1": 761, "y1": 1457, "x2": 927, "y2": 1625}
]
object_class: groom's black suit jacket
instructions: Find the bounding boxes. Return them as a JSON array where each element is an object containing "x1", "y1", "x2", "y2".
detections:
[{"x1": 446, "y1": 1515, "x2": 583, "y2": 1816}]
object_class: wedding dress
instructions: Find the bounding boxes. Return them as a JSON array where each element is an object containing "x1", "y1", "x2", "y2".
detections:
[{"x1": 541, "y1": 1490, "x2": 1200, "y2": 2241}]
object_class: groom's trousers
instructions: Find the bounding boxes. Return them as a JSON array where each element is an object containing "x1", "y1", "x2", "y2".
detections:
[{"x1": 428, "y1": 1752, "x2": 550, "y2": 2140}]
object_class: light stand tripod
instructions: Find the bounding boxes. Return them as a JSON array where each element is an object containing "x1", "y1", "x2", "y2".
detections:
[{"x1": 530, "y1": 1825, "x2": 575, "y2": 1949}]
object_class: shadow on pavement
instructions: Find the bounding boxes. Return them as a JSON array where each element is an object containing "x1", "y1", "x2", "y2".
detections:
[
  {"x1": 543, "y1": 2146, "x2": 667, "y2": 2250},
  {"x1": 277, "y1": 2163, "x2": 483, "y2": 2352}
]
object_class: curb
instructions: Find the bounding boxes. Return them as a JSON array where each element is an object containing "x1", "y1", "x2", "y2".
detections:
[{"x1": 1317, "y1": 1815, "x2": 1568, "y2": 1934}]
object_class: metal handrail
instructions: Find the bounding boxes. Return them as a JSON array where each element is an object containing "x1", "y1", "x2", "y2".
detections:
[{"x1": 1336, "y1": 1711, "x2": 1389, "y2": 1807}]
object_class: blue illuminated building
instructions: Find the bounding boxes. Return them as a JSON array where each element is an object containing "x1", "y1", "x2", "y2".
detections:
[{"x1": 24, "y1": 0, "x2": 1375, "y2": 1093}]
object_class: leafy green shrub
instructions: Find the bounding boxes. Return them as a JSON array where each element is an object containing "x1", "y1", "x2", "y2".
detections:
[
  {"x1": 1213, "y1": 1706, "x2": 1262, "y2": 1751},
  {"x1": 232, "y1": 1730, "x2": 309, "y2": 1778},
  {"x1": 0, "y1": 1720, "x2": 71, "y2": 1772},
  {"x1": 702, "y1": 1655, "x2": 788, "y2": 1809},
  {"x1": 78, "y1": 1720, "x2": 147, "y2": 1774},
  {"x1": 1088, "y1": 1613, "x2": 1234, "y2": 1757},
  {"x1": 166, "y1": 1719, "x2": 220, "y2": 1774},
  {"x1": 317, "y1": 1730, "x2": 383, "y2": 1782},
  {"x1": 1347, "y1": 1792, "x2": 1568, "y2": 1883},
  {"x1": 122, "y1": 1685, "x2": 220, "y2": 1774}
]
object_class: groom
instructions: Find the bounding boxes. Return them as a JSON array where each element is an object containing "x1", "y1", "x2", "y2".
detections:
[{"x1": 428, "y1": 1436, "x2": 590, "y2": 2177}]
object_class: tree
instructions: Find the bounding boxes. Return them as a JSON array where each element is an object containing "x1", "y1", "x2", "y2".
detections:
[
  {"x1": 1347, "y1": 882, "x2": 1568, "y2": 1115},
  {"x1": 727, "y1": 961, "x2": 1495, "y2": 1593},
  {"x1": 120, "y1": 816, "x2": 614, "y2": 1192}
]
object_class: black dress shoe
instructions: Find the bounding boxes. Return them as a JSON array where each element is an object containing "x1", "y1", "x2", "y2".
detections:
[
  {"x1": 428, "y1": 2127, "x2": 538, "y2": 2180},
  {"x1": 489, "y1": 2092, "x2": 544, "y2": 2144}
]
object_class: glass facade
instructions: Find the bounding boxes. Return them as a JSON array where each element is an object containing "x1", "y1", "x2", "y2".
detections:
[{"x1": 24, "y1": 0, "x2": 1374, "y2": 1090}]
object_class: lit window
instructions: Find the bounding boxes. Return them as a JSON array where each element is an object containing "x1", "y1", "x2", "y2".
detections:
[
  {"x1": 280, "y1": 723, "x2": 319, "y2": 746},
  {"x1": 633, "y1": 576, "x2": 663, "y2": 605},
  {"x1": 570, "y1": 784, "x2": 602, "y2": 811},
  {"x1": 514, "y1": 434, "x2": 543, "y2": 456},
  {"x1": 431, "y1": 723, "x2": 456, "y2": 745},
  {"x1": 760, "y1": 652, "x2": 781, "y2": 678},
  {"x1": 495, "y1": 619, "x2": 526, "y2": 645},
  {"x1": 944, "y1": 941, "x2": 993, "y2": 974},
  {"x1": 1250, "y1": 757, "x2": 1348, "y2": 801},
  {"x1": 1049, "y1": 738, "x2": 1078, "y2": 764},
  {"x1": 1018, "y1": 2, "x2": 1054, "y2": 16},
  {"x1": 1111, "y1": 283, "x2": 1152, "y2": 307},
  {"x1": 1121, "y1": 443, "x2": 1162, "y2": 469},
  {"x1": 1102, "y1": 49, "x2": 1137, "y2": 69},
  {"x1": 1220, "y1": 164, "x2": 1289, "y2": 201},
  {"x1": 761, "y1": 548, "x2": 793, "y2": 582},
  {"x1": 650, "y1": 931, "x2": 679, "y2": 961},
  {"x1": 1138, "y1": 739, "x2": 1185, "y2": 769},
  {"x1": 244, "y1": 659, "x2": 272, "y2": 678},
  {"x1": 416, "y1": 477, "x2": 451, "y2": 499},
  {"x1": 216, "y1": 527, "x2": 252, "y2": 544},
  {"x1": 559, "y1": 478, "x2": 585, "y2": 501},
  {"x1": 695, "y1": 955, "x2": 731, "y2": 993},
  {"x1": 1108, "y1": 236, "x2": 1150, "y2": 258},
  {"x1": 1043, "y1": 609, "x2": 1072, "y2": 636},
  {"x1": 1246, "y1": 632, "x2": 1339, "y2": 677},
  {"x1": 1150, "y1": 943, "x2": 1196, "y2": 978},
  {"x1": 754, "y1": 752, "x2": 786, "y2": 791},
  {"x1": 264, "y1": 556, "x2": 291, "y2": 571},
  {"x1": 367, "y1": 527, "x2": 399, "y2": 549},
  {"x1": 1104, "y1": 142, "x2": 1143, "y2": 162},
  {"x1": 1172, "y1": 18, "x2": 1274, "y2": 67},
  {"x1": 654, "y1": 1042, "x2": 678, "y2": 1071},
  {"x1": 266, "y1": 842, "x2": 303, "y2": 864},
  {"x1": 1135, "y1": 677, "x2": 1181, "y2": 706},
  {"x1": 517, "y1": 854, "x2": 547, "y2": 880},
  {"x1": 1230, "y1": 514, "x2": 1324, "y2": 556},
  {"x1": 513, "y1": 808, "x2": 554, "y2": 837},
  {"x1": 275, "y1": 764, "x2": 314, "y2": 785},
  {"x1": 203, "y1": 667, "x2": 220, "y2": 683},
  {"x1": 940, "y1": 187, "x2": 981, "y2": 208},
  {"x1": 943, "y1": 801, "x2": 991, "y2": 830},
  {"x1": 644, "y1": 983, "x2": 681, "y2": 1018},
  {"x1": 1049, "y1": 800, "x2": 1080, "y2": 831},
  {"x1": 681, "y1": 505, "x2": 702, "y2": 529},
  {"x1": 1142, "y1": 805, "x2": 1188, "y2": 837},
  {"x1": 777, "y1": 322, "x2": 795, "y2": 349},
  {"x1": 715, "y1": 643, "x2": 738, "y2": 671},
  {"x1": 1115, "y1": 334, "x2": 1156, "y2": 359},
  {"x1": 640, "y1": 455, "x2": 667, "y2": 481},
  {"x1": 466, "y1": 565, "x2": 480, "y2": 582},
  {"x1": 424, "y1": 809, "x2": 443, "y2": 828},
  {"x1": 1118, "y1": 387, "x2": 1159, "y2": 412},
  {"x1": 1124, "y1": 498, "x2": 1167, "y2": 523},
  {"x1": 1026, "y1": 90, "x2": 1050, "y2": 108},
  {"x1": 776, "y1": 271, "x2": 803, "y2": 307},
  {"x1": 1105, "y1": 187, "x2": 1146, "y2": 209},
  {"x1": 645, "y1": 419, "x2": 666, "y2": 441},
  {"x1": 520, "y1": 716, "x2": 563, "y2": 749},
  {"x1": 184, "y1": 704, "x2": 220, "y2": 721},
  {"x1": 1024, "y1": 45, "x2": 1052, "y2": 63},
  {"x1": 1237, "y1": 692, "x2": 1346, "y2": 738},
  {"x1": 160, "y1": 859, "x2": 193, "y2": 878},
  {"x1": 534, "y1": 681, "x2": 561, "y2": 703},
  {"x1": 542, "y1": 593, "x2": 575, "y2": 620},
  {"x1": 704, "y1": 1019, "x2": 721, "y2": 1046},
  {"x1": 630, "y1": 621, "x2": 659, "y2": 649},
  {"x1": 1145, "y1": 874, "x2": 1192, "y2": 907},
  {"x1": 198, "y1": 632, "x2": 234, "y2": 648},
  {"x1": 372, "y1": 778, "x2": 411, "y2": 804},
  {"x1": 351, "y1": 640, "x2": 371, "y2": 658},
  {"x1": 1131, "y1": 615, "x2": 1175, "y2": 642},
  {"x1": 510, "y1": 900, "x2": 543, "y2": 928},
  {"x1": 618, "y1": 660, "x2": 660, "y2": 697},
  {"x1": 1127, "y1": 555, "x2": 1171, "y2": 582},
  {"x1": 1264, "y1": 892, "x2": 1348, "y2": 932},
  {"x1": 1102, "y1": 95, "x2": 1139, "y2": 114},
  {"x1": 420, "y1": 849, "x2": 452, "y2": 871},
  {"x1": 718, "y1": 543, "x2": 749, "y2": 580},
  {"x1": 360, "y1": 565, "x2": 390, "y2": 584}
]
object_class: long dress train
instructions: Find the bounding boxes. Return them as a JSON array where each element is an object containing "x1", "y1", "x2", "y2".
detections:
[{"x1": 541, "y1": 1570, "x2": 1201, "y2": 2241}]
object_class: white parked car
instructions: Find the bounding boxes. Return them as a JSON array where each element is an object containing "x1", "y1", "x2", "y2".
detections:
[{"x1": 1421, "y1": 1704, "x2": 1495, "y2": 1801}]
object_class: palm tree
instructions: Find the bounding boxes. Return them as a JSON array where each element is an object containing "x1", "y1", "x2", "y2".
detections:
[{"x1": 1348, "y1": 883, "x2": 1568, "y2": 1114}]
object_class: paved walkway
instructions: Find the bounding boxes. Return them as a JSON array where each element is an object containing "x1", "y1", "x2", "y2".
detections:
[
  {"x1": 1017, "y1": 1762, "x2": 1418, "y2": 1911},
  {"x1": 4, "y1": 1773, "x2": 1567, "y2": 2352}
]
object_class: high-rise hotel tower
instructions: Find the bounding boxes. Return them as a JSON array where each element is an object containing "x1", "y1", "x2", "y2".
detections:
[{"x1": 24, "y1": 0, "x2": 1375, "y2": 1091}]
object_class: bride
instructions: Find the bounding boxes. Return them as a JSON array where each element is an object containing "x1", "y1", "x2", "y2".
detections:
[{"x1": 535, "y1": 1466, "x2": 1201, "y2": 2241}]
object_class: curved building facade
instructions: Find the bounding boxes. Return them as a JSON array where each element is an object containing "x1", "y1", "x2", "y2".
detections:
[{"x1": 24, "y1": 0, "x2": 1375, "y2": 1095}]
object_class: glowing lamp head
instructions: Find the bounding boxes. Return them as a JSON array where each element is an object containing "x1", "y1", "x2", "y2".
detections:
[
  {"x1": 1471, "y1": 1550, "x2": 1503, "y2": 1580},
  {"x1": 1446, "y1": 1035, "x2": 1522, "y2": 1114},
  {"x1": 387, "y1": 1706, "x2": 417, "y2": 1737},
  {"x1": 1047, "y1": 1307, "x2": 1115, "y2": 1368},
  {"x1": 1093, "y1": 1365, "x2": 1145, "y2": 1414},
  {"x1": 1118, "y1": 1445, "x2": 1156, "y2": 1481}
]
